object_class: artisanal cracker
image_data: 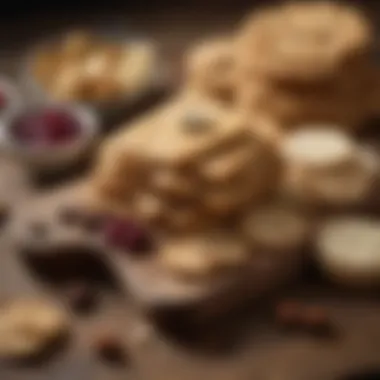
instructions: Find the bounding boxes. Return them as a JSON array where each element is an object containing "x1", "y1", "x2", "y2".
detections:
[
  {"x1": 185, "y1": 37, "x2": 236, "y2": 103},
  {"x1": 144, "y1": 99, "x2": 251, "y2": 168},
  {"x1": 200, "y1": 144, "x2": 257, "y2": 184},
  {"x1": 150, "y1": 168, "x2": 199, "y2": 199},
  {"x1": 158, "y1": 232, "x2": 248, "y2": 280},
  {"x1": 238, "y1": 72, "x2": 374, "y2": 128},
  {"x1": 237, "y1": 1, "x2": 374, "y2": 82},
  {"x1": 242, "y1": 201, "x2": 310, "y2": 252},
  {"x1": 0, "y1": 299, "x2": 69, "y2": 360}
]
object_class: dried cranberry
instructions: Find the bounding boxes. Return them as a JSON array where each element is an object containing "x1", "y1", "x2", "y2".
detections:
[
  {"x1": 12, "y1": 114, "x2": 46, "y2": 144},
  {"x1": 275, "y1": 299, "x2": 302, "y2": 328},
  {"x1": 11, "y1": 108, "x2": 81, "y2": 146},
  {"x1": 41, "y1": 109, "x2": 81, "y2": 144},
  {"x1": 103, "y1": 217, "x2": 152, "y2": 253}
]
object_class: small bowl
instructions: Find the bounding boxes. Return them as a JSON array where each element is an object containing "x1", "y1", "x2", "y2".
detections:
[
  {"x1": 0, "y1": 103, "x2": 100, "y2": 172},
  {"x1": 21, "y1": 30, "x2": 170, "y2": 124}
]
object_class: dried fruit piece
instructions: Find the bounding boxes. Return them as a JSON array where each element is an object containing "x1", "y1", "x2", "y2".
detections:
[
  {"x1": 103, "y1": 216, "x2": 152, "y2": 254},
  {"x1": 275, "y1": 299, "x2": 303, "y2": 327},
  {"x1": 11, "y1": 108, "x2": 82, "y2": 146},
  {"x1": 0, "y1": 299, "x2": 69, "y2": 360},
  {"x1": 300, "y1": 305, "x2": 333, "y2": 336}
]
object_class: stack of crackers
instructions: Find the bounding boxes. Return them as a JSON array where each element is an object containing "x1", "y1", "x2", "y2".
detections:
[
  {"x1": 188, "y1": 1, "x2": 378, "y2": 128},
  {"x1": 87, "y1": 2, "x2": 380, "y2": 290}
]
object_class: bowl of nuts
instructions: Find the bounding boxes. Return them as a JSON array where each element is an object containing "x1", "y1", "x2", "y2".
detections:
[{"x1": 22, "y1": 30, "x2": 167, "y2": 124}]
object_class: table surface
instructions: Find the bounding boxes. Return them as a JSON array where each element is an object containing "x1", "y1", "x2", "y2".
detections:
[{"x1": 1, "y1": 4, "x2": 380, "y2": 380}]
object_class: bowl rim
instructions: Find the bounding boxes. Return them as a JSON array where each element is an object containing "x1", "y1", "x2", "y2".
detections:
[
  {"x1": 0, "y1": 102, "x2": 100, "y2": 156},
  {"x1": 0, "y1": 76, "x2": 23, "y2": 116}
]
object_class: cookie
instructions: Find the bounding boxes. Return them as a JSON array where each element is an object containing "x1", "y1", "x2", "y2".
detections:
[
  {"x1": 116, "y1": 42, "x2": 157, "y2": 94},
  {"x1": 0, "y1": 298, "x2": 69, "y2": 360},
  {"x1": 91, "y1": 95, "x2": 281, "y2": 231},
  {"x1": 200, "y1": 144, "x2": 259, "y2": 184},
  {"x1": 237, "y1": 1, "x2": 374, "y2": 83},
  {"x1": 150, "y1": 168, "x2": 199, "y2": 200},
  {"x1": 158, "y1": 232, "x2": 249, "y2": 280},
  {"x1": 238, "y1": 69, "x2": 375, "y2": 128},
  {"x1": 242, "y1": 201, "x2": 311, "y2": 253},
  {"x1": 185, "y1": 37, "x2": 236, "y2": 104},
  {"x1": 144, "y1": 98, "x2": 251, "y2": 168}
]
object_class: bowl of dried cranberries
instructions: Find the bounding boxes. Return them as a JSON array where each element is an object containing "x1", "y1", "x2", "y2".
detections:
[{"x1": 0, "y1": 103, "x2": 100, "y2": 171}]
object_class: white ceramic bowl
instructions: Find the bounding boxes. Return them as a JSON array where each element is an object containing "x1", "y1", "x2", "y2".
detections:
[
  {"x1": 0, "y1": 103, "x2": 100, "y2": 172},
  {"x1": 21, "y1": 31, "x2": 169, "y2": 120}
]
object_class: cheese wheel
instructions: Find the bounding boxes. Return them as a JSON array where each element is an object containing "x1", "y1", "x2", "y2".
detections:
[
  {"x1": 316, "y1": 216, "x2": 380, "y2": 287},
  {"x1": 280, "y1": 126, "x2": 356, "y2": 170}
]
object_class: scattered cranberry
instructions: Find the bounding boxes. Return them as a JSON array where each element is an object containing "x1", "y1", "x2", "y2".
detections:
[
  {"x1": 275, "y1": 299, "x2": 303, "y2": 328},
  {"x1": 11, "y1": 108, "x2": 81, "y2": 146},
  {"x1": 300, "y1": 306, "x2": 334, "y2": 336},
  {"x1": 103, "y1": 217, "x2": 152, "y2": 253},
  {"x1": 93, "y1": 332, "x2": 126, "y2": 363},
  {"x1": 65, "y1": 282, "x2": 96, "y2": 312}
]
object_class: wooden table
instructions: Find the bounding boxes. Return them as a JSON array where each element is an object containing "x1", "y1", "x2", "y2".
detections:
[{"x1": 1, "y1": 3, "x2": 380, "y2": 380}]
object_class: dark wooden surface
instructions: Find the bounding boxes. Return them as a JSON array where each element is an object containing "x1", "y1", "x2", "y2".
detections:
[{"x1": 1, "y1": 4, "x2": 380, "y2": 380}]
